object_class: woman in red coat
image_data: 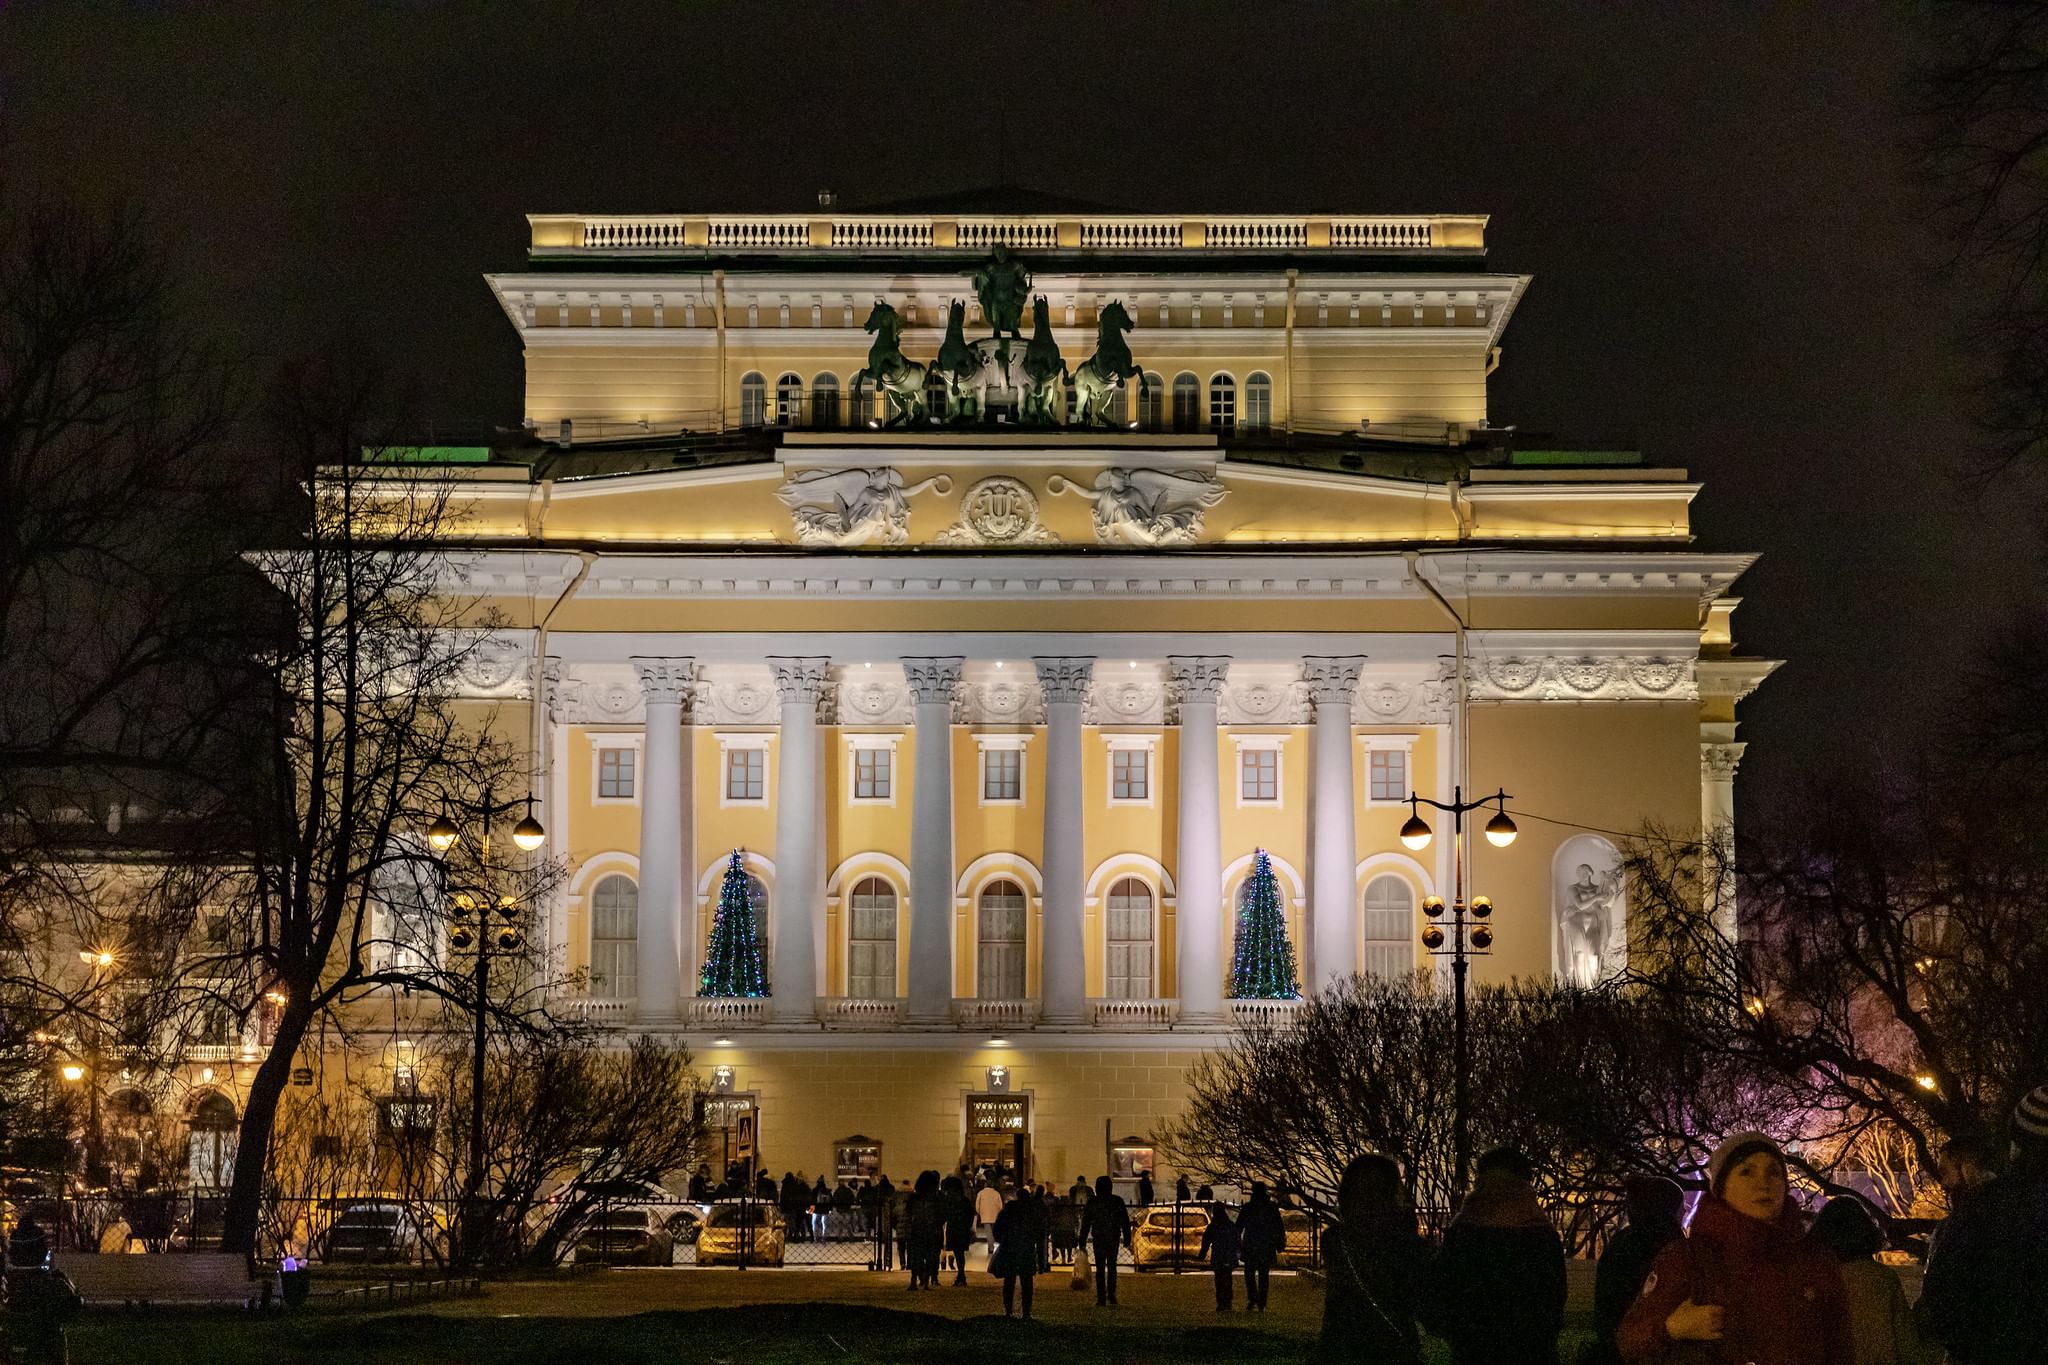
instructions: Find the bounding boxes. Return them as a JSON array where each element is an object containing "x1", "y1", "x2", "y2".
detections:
[{"x1": 1618, "y1": 1133, "x2": 1851, "y2": 1365}]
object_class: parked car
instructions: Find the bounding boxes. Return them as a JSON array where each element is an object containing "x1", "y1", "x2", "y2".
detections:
[
  {"x1": 572, "y1": 1208, "x2": 677, "y2": 1265},
  {"x1": 326, "y1": 1200, "x2": 434, "y2": 1263},
  {"x1": 1131, "y1": 1204, "x2": 1208, "y2": 1270},
  {"x1": 695, "y1": 1199, "x2": 785, "y2": 1267}
]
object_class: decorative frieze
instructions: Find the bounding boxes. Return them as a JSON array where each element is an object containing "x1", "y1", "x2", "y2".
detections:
[
  {"x1": 774, "y1": 468, "x2": 950, "y2": 547},
  {"x1": 955, "y1": 679, "x2": 1043, "y2": 726},
  {"x1": 933, "y1": 476, "x2": 1059, "y2": 547},
  {"x1": 838, "y1": 676, "x2": 914, "y2": 725},
  {"x1": 695, "y1": 677, "x2": 779, "y2": 725},
  {"x1": 454, "y1": 631, "x2": 528, "y2": 695},
  {"x1": 1218, "y1": 678, "x2": 1309, "y2": 726},
  {"x1": 1047, "y1": 468, "x2": 1228, "y2": 546},
  {"x1": 1466, "y1": 654, "x2": 1695, "y2": 702},
  {"x1": 1086, "y1": 679, "x2": 1167, "y2": 726}
]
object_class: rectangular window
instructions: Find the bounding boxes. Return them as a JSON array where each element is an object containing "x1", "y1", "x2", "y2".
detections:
[
  {"x1": 598, "y1": 747, "x2": 636, "y2": 800},
  {"x1": 855, "y1": 747, "x2": 892, "y2": 800},
  {"x1": 1241, "y1": 749, "x2": 1278, "y2": 802},
  {"x1": 983, "y1": 748, "x2": 1021, "y2": 802},
  {"x1": 1369, "y1": 748, "x2": 1407, "y2": 803},
  {"x1": 1112, "y1": 749, "x2": 1149, "y2": 802},
  {"x1": 726, "y1": 748, "x2": 765, "y2": 802}
]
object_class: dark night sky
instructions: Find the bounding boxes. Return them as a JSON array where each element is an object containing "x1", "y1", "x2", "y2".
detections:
[{"x1": 5, "y1": 4, "x2": 2038, "y2": 817}]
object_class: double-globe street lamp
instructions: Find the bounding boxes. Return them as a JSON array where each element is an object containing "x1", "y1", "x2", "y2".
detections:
[
  {"x1": 1399, "y1": 786, "x2": 1517, "y2": 1196},
  {"x1": 426, "y1": 788, "x2": 544, "y2": 1264}
]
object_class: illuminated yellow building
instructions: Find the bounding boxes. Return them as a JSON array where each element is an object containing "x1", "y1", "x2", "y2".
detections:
[{"x1": 389, "y1": 204, "x2": 1774, "y2": 1186}]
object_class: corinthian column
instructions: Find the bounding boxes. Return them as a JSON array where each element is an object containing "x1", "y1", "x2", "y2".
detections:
[
  {"x1": 1701, "y1": 740, "x2": 1746, "y2": 942},
  {"x1": 1034, "y1": 657, "x2": 1094, "y2": 1025},
  {"x1": 903, "y1": 658, "x2": 964, "y2": 1023},
  {"x1": 1168, "y1": 657, "x2": 1230, "y2": 1025},
  {"x1": 768, "y1": 657, "x2": 830, "y2": 1025},
  {"x1": 630, "y1": 657, "x2": 694, "y2": 1022},
  {"x1": 1303, "y1": 656, "x2": 1365, "y2": 991}
]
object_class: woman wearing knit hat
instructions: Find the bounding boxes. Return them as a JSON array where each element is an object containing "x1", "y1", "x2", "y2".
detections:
[
  {"x1": 1919, "y1": 1083, "x2": 2048, "y2": 1365},
  {"x1": 1616, "y1": 1132, "x2": 1851, "y2": 1365}
]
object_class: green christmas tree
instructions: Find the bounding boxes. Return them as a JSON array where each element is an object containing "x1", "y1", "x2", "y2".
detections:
[
  {"x1": 700, "y1": 848, "x2": 769, "y2": 997},
  {"x1": 1230, "y1": 847, "x2": 1299, "y2": 999}
]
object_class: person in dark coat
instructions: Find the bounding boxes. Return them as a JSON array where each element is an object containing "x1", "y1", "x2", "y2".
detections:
[
  {"x1": 1198, "y1": 1200, "x2": 1240, "y2": 1311},
  {"x1": 1175, "y1": 1174, "x2": 1192, "y2": 1205},
  {"x1": 1921, "y1": 1085, "x2": 2048, "y2": 1365},
  {"x1": 992, "y1": 1187, "x2": 1047, "y2": 1320},
  {"x1": 1136, "y1": 1169, "x2": 1154, "y2": 1207},
  {"x1": 1427, "y1": 1148, "x2": 1566, "y2": 1365},
  {"x1": 1807, "y1": 1196, "x2": 1927, "y2": 1365},
  {"x1": 779, "y1": 1172, "x2": 807, "y2": 1243},
  {"x1": 1618, "y1": 1132, "x2": 1851, "y2": 1365},
  {"x1": 687, "y1": 1164, "x2": 712, "y2": 1203},
  {"x1": 903, "y1": 1170, "x2": 945, "y2": 1289},
  {"x1": 1587, "y1": 1176, "x2": 1686, "y2": 1365},
  {"x1": 1087, "y1": 1174, "x2": 1132, "y2": 1306},
  {"x1": 941, "y1": 1175, "x2": 977, "y2": 1285},
  {"x1": 1317, "y1": 1153, "x2": 1425, "y2": 1365},
  {"x1": 1237, "y1": 1180, "x2": 1286, "y2": 1312}
]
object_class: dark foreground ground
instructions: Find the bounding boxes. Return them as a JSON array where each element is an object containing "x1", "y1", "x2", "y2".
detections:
[{"x1": 62, "y1": 1269, "x2": 1597, "y2": 1364}]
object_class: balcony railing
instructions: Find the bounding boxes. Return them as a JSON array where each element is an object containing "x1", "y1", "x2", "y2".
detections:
[
  {"x1": 822, "y1": 997, "x2": 902, "y2": 1029},
  {"x1": 554, "y1": 997, "x2": 635, "y2": 1024},
  {"x1": 532, "y1": 213, "x2": 1484, "y2": 255},
  {"x1": 1090, "y1": 999, "x2": 1181, "y2": 1029},
  {"x1": 952, "y1": 998, "x2": 1039, "y2": 1030},
  {"x1": 186, "y1": 1044, "x2": 237, "y2": 1063},
  {"x1": 685, "y1": 997, "x2": 769, "y2": 1027},
  {"x1": 1228, "y1": 997, "x2": 1304, "y2": 1029}
]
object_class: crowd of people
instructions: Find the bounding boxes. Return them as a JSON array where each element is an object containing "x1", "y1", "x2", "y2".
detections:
[{"x1": 1314, "y1": 1083, "x2": 2048, "y2": 1365}]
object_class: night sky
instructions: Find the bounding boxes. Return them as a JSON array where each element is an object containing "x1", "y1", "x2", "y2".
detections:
[{"x1": 6, "y1": 4, "x2": 2034, "y2": 819}]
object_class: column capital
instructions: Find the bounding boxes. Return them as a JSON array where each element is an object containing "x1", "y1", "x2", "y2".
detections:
[
  {"x1": 768, "y1": 656, "x2": 832, "y2": 706},
  {"x1": 1701, "y1": 741, "x2": 1747, "y2": 780},
  {"x1": 1301, "y1": 655, "x2": 1366, "y2": 709},
  {"x1": 1167, "y1": 656, "x2": 1232, "y2": 705},
  {"x1": 1032, "y1": 657, "x2": 1096, "y2": 705},
  {"x1": 901, "y1": 657, "x2": 966, "y2": 705},
  {"x1": 630, "y1": 656, "x2": 697, "y2": 708}
]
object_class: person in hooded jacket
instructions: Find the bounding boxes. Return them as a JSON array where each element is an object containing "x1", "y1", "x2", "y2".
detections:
[
  {"x1": 991, "y1": 1187, "x2": 1047, "y2": 1320},
  {"x1": 941, "y1": 1174, "x2": 977, "y2": 1285},
  {"x1": 1427, "y1": 1148, "x2": 1566, "y2": 1365},
  {"x1": 1618, "y1": 1132, "x2": 1851, "y2": 1365},
  {"x1": 1317, "y1": 1153, "x2": 1425, "y2": 1365},
  {"x1": 1919, "y1": 1084, "x2": 2048, "y2": 1365},
  {"x1": 1237, "y1": 1180, "x2": 1286, "y2": 1312},
  {"x1": 904, "y1": 1170, "x2": 946, "y2": 1290},
  {"x1": 1587, "y1": 1177, "x2": 1687, "y2": 1365},
  {"x1": 1806, "y1": 1197, "x2": 1928, "y2": 1365}
]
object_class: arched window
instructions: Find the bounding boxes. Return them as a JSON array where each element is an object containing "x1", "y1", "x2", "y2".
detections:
[
  {"x1": 1209, "y1": 373, "x2": 1237, "y2": 436},
  {"x1": 847, "y1": 877, "x2": 897, "y2": 999},
  {"x1": 1361, "y1": 876, "x2": 1415, "y2": 981},
  {"x1": 590, "y1": 874, "x2": 639, "y2": 1000},
  {"x1": 188, "y1": 1092, "x2": 238, "y2": 1191},
  {"x1": 774, "y1": 372, "x2": 804, "y2": 427},
  {"x1": 1245, "y1": 372, "x2": 1272, "y2": 433},
  {"x1": 812, "y1": 373, "x2": 840, "y2": 429},
  {"x1": 1105, "y1": 877, "x2": 1154, "y2": 999},
  {"x1": 739, "y1": 372, "x2": 767, "y2": 428},
  {"x1": 1138, "y1": 372, "x2": 1164, "y2": 430},
  {"x1": 1171, "y1": 373, "x2": 1200, "y2": 432},
  {"x1": 977, "y1": 879, "x2": 1027, "y2": 1000}
]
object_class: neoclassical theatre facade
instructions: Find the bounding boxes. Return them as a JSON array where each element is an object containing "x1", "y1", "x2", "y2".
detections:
[{"x1": 393, "y1": 205, "x2": 1774, "y2": 1186}]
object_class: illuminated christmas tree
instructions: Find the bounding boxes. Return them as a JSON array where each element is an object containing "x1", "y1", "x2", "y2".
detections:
[
  {"x1": 1230, "y1": 847, "x2": 1299, "y2": 999},
  {"x1": 700, "y1": 848, "x2": 769, "y2": 997}
]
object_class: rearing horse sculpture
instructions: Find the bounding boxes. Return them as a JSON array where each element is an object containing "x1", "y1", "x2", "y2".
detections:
[
  {"x1": 850, "y1": 301, "x2": 931, "y2": 427},
  {"x1": 1070, "y1": 300, "x2": 1146, "y2": 428}
]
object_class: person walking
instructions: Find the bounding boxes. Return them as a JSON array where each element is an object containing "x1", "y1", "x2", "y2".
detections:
[
  {"x1": 1237, "y1": 1180, "x2": 1285, "y2": 1312},
  {"x1": 1317, "y1": 1153, "x2": 1425, "y2": 1365},
  {"x1": 942, "y1": 1175, "x2": 977, "y2": 1285},
  {"x1": 1586, "y1": 1177, "x2": 1687, "y2": 1365},
  {"x1": 1070, "y1": 1175, "x2": 1091, "y2": 1207},
  {"x1": 975, "y1": 1178, "x2": 1005, "y2": 1250},
  {"x1": 1920, "y1": 1085, "x2": 2048, "y2": 1365},
  {"x1": 1807, "y1": 1197, "x2": 1928, "y2": 1365},
  {"x1": 1427, "y1": 1148, "x2": 1567, "y2": 1365},
  {"x1": 992, "y1": 1185, "x2": 1046, "y2": 1320},
  {"x1": 1087, "y1": 1174, "x2": 1133, "y2": 1306},
  {"x1": 1619, "y1": 1132, "x2": 1851, "y2": 1365},
  {"x1": 1136, "y1": 1169, "x2": 1154, "y2": 1207},
  {"x1": 904, "y1": 1170, "x2": 945, "y2": 1290},
  {"x1": 812, "y1": 1175, "x2": 832, "y2": 1241},
  {"x1": 1198, "y1": 1199, "x2": 1240, "y2": 1311}
]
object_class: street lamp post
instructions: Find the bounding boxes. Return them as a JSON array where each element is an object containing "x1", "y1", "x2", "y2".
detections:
[
  {"x1": 1399, "y1": 786, "x2": 1517, "y2": 1196},
  {"x1": 76, "y1": 949, "x2": 115, "y2": 1187},
  {"x1": 427, "y1": 785, "x2": 544, "y2": 1265}
]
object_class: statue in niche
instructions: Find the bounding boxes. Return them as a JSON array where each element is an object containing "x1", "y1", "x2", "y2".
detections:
[
  {"x1": 1070, "y1": 300, "x2": 1147, "y2": 428},
  {"x1": 1019, "y1": 297, "x2": 1067, "y2": 426},
  {"x1": 1559, "y1": 861, "x2": 1625, "y2": 987},
  {"x1": 851, "y1": 302, "x2": 931, "y2": 427},
  {"x1": 972, "y1": 245, "x2": 1032, "y2": 339},
  {"x1": 1049, "y1": 467, "x2": 1228, "y2": 546},
  {"x1": 774, "y1": 467, "x2": 952, "y2": 547}
]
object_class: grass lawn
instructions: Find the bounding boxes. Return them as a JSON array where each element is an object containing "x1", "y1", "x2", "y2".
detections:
[{"x1": 64, "y1": 1301, "x2": 1596, "y2": 1365}]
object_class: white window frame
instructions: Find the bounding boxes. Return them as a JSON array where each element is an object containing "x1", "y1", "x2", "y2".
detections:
[
  {"x1": 718, "y1": 732, "x2": 773, "y2": 809},
  {"x1": 1361, "y1": 735, "x2": 1418, "y2": 807},
  {"x1": 845, "y1": 734, "x2": 903, "y2": 808},
  {"x1": 976, "y1": 734, "x2": 1029, "y2": 807},
  {"x1": 1102, "y1": 875, "x2": 1156, "y2": 999},
  {"x1": 1104, "y1": 734, "x2": 1158, "y2": 808},
  {"x1": 591, "y1": 734, "x2": 643, "y2": 806},
  {"x1": 1232, "y1": 733, "x2": 1288, "y2": 809},
  {"x1": 844, "y1": 874, "x2": 899, "y2": 1000}
]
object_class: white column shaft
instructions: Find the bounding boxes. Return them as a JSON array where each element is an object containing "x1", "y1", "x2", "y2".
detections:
[
  {"x1": 630, "y1": 658, "x2": 693, "y2": 1022},
  {"x1": 904, "y1": 658, "x2": 962, "y2": 1022},
  {"x1": 1036, "y1": 658, "x2": 1093, "y2": 1024},
  {"x1": 1168, "y1": 656, "x2": 1230, "y2": 1023},
  {"x1": 1305, "y1": 657, "x2": 1365, "y2": 992},
  {"x1": 769, "y1": 658, "x2": 828, "y2": 1024}
]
